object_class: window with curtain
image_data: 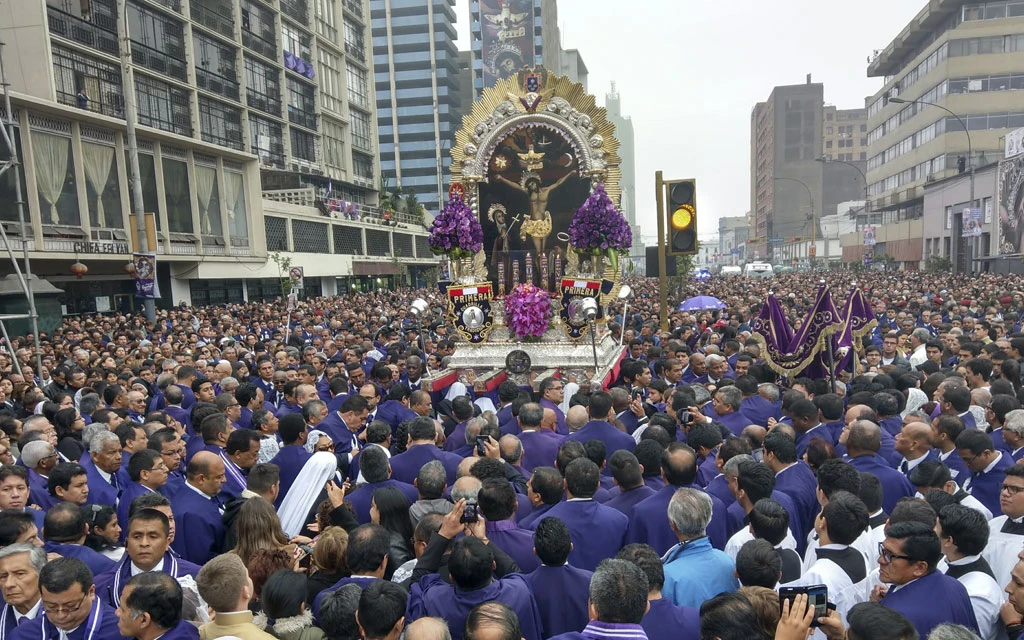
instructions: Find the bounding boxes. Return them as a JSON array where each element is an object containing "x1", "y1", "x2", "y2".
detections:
[
  {"x1": 33, "y1": 131, "x2": 79, "y2": 226},
  {"x1": 82, "y1": 142, "x2": 122, "y2": 229},
  {"x1": 224, "y1": 170, "x2": 248, "y2": 239},
  {"x1": 194, "y1": 164, "x2": 221, "y2": 236},
  {"x1": 161, "y1": 157, "x2": 193, "y2": 232},
  {"x1": 135, "y1": 152, "x2": 161, "y2": 229},
  {"x1": 0, "y1": 127, "x2": 27, "y2": 223}
]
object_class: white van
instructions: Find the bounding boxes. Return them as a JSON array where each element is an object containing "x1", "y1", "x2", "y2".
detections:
[
  {"x1": 744, "y1": 262, "x2": 774, "y2": 278},
  {"x1": 720, "y1": 266, "x2": 741, "y2": 276}
]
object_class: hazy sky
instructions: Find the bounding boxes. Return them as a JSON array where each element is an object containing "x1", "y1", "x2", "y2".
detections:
[{"x1": 451, "y1": 0, "x2": 926, "y2": 244}]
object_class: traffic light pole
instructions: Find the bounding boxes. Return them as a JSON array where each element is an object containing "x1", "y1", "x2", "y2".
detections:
[{"x1": 656, "y1": 171, "x2": 669, "y2": 333}]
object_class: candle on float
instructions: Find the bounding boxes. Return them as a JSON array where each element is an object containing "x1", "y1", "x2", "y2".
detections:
[
  {"x1": 540, "y1": 254, "x2": 549, "y2": 290},
  {"x1": 497, "y1": 261, "x2": 506, "y2": 296},
  {"x1": 554, "y1": 254, "x2": 562, "y2": 280},
  {"x1": 525, "y1": 253, "x2": 533, "y2": 284},
  {"x1": 512, "y1": 259, "x2": 520, "y2": 284}
]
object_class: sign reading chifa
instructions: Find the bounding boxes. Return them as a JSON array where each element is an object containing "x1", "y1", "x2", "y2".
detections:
[{"x1": 447, "y1": 283, "x2": 495, "y2": 343}]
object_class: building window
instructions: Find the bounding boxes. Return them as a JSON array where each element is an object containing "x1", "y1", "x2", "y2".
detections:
[
  {"x1": 126, "y1": 3, "x2": 187, "y2": 80},
  {"x1": 290, "y1": 127, "x2": 316, "y2": 162},
  {"x1": 250, "y1": 116, "x2": 285, "y2": 168},
  {"x1": 162, "y1": 155, "x2": 193, "y2": 233},
  {"x1": 199, "y1": 96, "x2": 243, "y2": 149},
  {"x1": 287, "y1": 77, "x2": 317, "y2": 129},
  {"x1": 351, "y1": 108, "x2": 372, "y2": 152},
  {"x1": 323, "y1": 118, "x2": 345, "y2": 171},
  {"x1": 51, "y1": 45, "x2": 123, "y2": 118},
  {"x1": 353, "y1": 152, "x2": 373, "y2": 179},
  {"x1": 245, "y1": 56, "x2": 282, "y2": 116},
  {"x1": 315, "y1": 0, "x2": 336, "y2": 41},
  {"x1": 32, "y1": 131, "x2": 79, "y2": 226},
  {"x1": 347, "y1": 63, "x2": 368, "y2": 108},
  {"x1": 240, "y1": 0, "x2": 277, "y2": 58},
  {"x1": 135, "y1": 74, "x2": 191, "y2": 136},
  {"x1": 825, "y1": 127, "x2": 833, "y2": 135},
  {"x1": 194, "y1": 33, "x2": 239, "y2": 101},
  {"x1": 343, "y1": 18, "x2": 365, "y2": 61},
  {"x1": 282, "y1": 22, "x2": 311, "y2": 60},
  {"x1": 318, "y1": 49, "x2": 342, "y2": 114}
]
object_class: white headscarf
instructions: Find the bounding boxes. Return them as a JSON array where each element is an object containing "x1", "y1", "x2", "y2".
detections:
[
  {"x1": 305, "y1": 430, "x2": 329, "y2": 454},
  {"x1": 277, "y1": 452, "x2": 339, "y2": 537}
]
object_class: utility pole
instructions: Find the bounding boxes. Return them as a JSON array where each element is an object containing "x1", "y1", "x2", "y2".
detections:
[
  {"x1": 655, "y1": 171, "x2": 669, "y2": 333},
  {"x1": 117, "y1": 0, "x2": 156, "y2": 322}
]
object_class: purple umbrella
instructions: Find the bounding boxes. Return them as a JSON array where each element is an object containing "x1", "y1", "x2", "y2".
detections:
[{"x1": 678, "y1": 296, "x2": 726, "y2": 312}]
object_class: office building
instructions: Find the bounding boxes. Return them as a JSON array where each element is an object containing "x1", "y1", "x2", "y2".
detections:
[
  {"x1": 372, "y1": 0, "x2": 461, "y2": 216},
  {"x1": 0, "y1": 0, "x2": 444, "y2": 310},
  {"x1": 561, "y1": 48, "x2": 587, "y2": 90},
  {"x1": 468, "y1": 0, "x2": 561, "y2": 96},
  {"x1": 604, "y1": 81, "x2": 642, "y2": 268},
  {"x1": 823, "y1": 106, "x2": 868, "y2": 162},
  {"x1": 750, "y1": 77, "x2": 866, "y2": 262},
  {"x1": 718, "y1": 216, "x2": 749, "y2": 266},
  {"x1": 854, "y1": 0, "x2": 1024, "y2": 271}
]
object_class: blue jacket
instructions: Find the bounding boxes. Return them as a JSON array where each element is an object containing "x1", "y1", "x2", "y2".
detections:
[{"x1": 662, "y1": 537, "x2": 738, "y2": 609}]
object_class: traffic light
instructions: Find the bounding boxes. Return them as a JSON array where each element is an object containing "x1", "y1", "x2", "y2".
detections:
[{"x1": 665, "y1": 179, "x2": 697, "y2": 255}]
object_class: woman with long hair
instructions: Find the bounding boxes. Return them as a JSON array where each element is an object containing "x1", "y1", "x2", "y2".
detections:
[
  {"x1": 306, "y1": 526, "x2": 349, "y2": 605},
  {"x1": 83, "y1": 504, "x2": 124, "y2": 561},
  {"x1": 232, "y1": 497, "x2": 301, "y2": 568},
  {"x1": 53, "y1": 408, "x2": 87, "y2": 461},
  {"x1": 370, "y1": 486, "x2": 413, "y2": 579},
  {"x1": 260, "y1": 570, "x2": 325, "y2": 640}
]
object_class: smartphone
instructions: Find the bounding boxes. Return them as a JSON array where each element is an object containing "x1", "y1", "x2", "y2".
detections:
[
  {"x1": 778, "y1": 585, "x2": 828, "y2": 627},
  {"x1": 631, "y1": 388, "x2": 641, "y2": 401},
  {"x1": 476, "y1": 435, "x2": 488, "y2": 456},
  {"x1": 461, "y1": 501, "x2": 479, "y2": 523}
]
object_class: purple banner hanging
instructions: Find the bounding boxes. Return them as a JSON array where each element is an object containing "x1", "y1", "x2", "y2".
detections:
[
  {"x1": 133, "y1": 253, "x2": 159, "y2": 299},
  {"x1": 752, "y1": 284, "x2": 843, "y2": 378}
]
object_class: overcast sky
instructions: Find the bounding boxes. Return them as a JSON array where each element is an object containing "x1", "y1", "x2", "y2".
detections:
[{"x1": 451, "y1": 0, "x2": 926, "y2": 244}]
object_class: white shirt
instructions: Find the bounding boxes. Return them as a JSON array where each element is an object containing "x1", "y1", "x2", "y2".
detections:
[
  {"x1": 908, "y1": 344, "x2": 927, "y2": 367},
  {"x1": 946, "y1": 555, "x2": 1004, "y2": 640},
  {"x1": 724, "y1": 525, "x2": 797, "y2": 559},
  {"x1": 897, "y1": 454, "x2": 928, "y2": 474},
  {"x1": 130, "y1": 558, "x2": 164, "y2": 576},
  {"x1": 12, "y1": 600, "x2": 40, "y2": 625},
  {"x1": 984, "y1": 515, "x2": 1024, "y2": 590}
]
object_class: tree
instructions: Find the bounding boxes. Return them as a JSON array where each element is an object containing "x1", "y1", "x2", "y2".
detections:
[
  {"x1": 270, "y1": 252, "x2": 293, "y2": 300},
  {"x1": 925, "y1": 254, "x2": 952, "y2": 273}
]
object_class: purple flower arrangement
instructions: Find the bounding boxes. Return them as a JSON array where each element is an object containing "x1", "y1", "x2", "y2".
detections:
[
  {"x1": 429, "y1": 194, "x2": 483, "y2": 258},
  {"x1": 566, "y1": 184, "x2": 632, "y2": 254},
  {"x1": 505, "y1": 283, "x2": 551, "y2": 339}
]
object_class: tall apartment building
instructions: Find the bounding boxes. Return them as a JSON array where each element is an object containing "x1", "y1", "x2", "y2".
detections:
[
  {"x1": 749, "y1": 78, "x2": 866, "y2": 261},
  {"x1": 0, "y1": 0, "x2": 389, "y2": 310},
  {"x1": 604, "y1": 81, "x2": 642, "y2": 267},
  {"x1": 371, "y1": 0, "x2": 460, "y2": 216},
  {"x1": 561, "y1": 48, "x2": 587, "y2": 90},
  {"x1": 823, "y1": 106, "x2": 869, "y2": 162},
  {"x1": 468, "y1": 0, "x2": 561, "y2": 96},
  {"x1": 862, "y1": 0, "x2": 1024, "y2": 267}
]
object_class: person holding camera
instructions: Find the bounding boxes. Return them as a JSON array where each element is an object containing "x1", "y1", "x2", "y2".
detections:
[{"x1": 405, "y1": 499, "x2": 542, "y2": 640}]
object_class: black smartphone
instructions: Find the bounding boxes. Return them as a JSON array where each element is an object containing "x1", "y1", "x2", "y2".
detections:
[
  {"x1": 778, "y1": 585, "x2": 828, "y2": 627},
  {"x1": 476, "y1": 435, "x2": 488, "y2": 456},
  {"x1": 461, "y1": 501, "x2": 479, "y2": 523},
  {"x1": 631, "y1": 388, "x2": 641, "y2": 401}
]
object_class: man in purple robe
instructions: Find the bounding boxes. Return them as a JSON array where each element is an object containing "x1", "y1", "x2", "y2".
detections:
[
  {"x1": 518, "y1": 467, "x2": 564, "y2": 528},
  {"x1": 546, "y1": 558, "x2": 650, "y2": 640},
  {"x1": 40, "y1": 503, "x2": 115, "y2": 577},
  {"x1": 115, "y1": 572, "x2": 200, "y2": 640},
  {"x1": 846, "y1": 420, "x2": 915, "y2": 514},
  {"x1": 538, "y1": 377, "x2": 568, "y2": 436},
  {"x1": 604, "y1": 450, "x2": 656, "y2": 516},
  {"x1": 878, "y1": 521, "x2": 978, "y2": 638},
  {"x1": 527, "y1": 458, "x2": 628, "y2": 571},
  {"x1": 268, "y1": 414, "x2": 312, "y2": 506},
  {"x1": 566, "y1": 392, "x2": 635, "y2": 456},
  {"x1": 344, "y1": 446, "x2": 418, "y2": 523},
  {"x1": 478, "y1": 478, "x2": 539, "y2": 574},
  {"x1": 390, "y1": 417, "x2": 462, "y2": 486},
  {"x1": 616, "y1": 544, "x2": 699, "y2": 640},
  {"x1": 168, "y1": 451, "x2": 227, "y2": 565},
  {"x1": 958, "y1": 429, "x2": 1014, "y2": 516},
  {"x1": 525, "y1": 518, "x2": 592, "y2": 638},
  {"x1": 517, "y1": 403, "x2": 564, "y2": 473}
]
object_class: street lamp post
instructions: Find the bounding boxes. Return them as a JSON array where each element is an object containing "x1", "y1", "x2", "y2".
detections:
[
  {"x1": 774, "y1": 177, "x2": 815, "y2": 267},
  {"x1": 817, "y1": 155, "x2": 869, "y2": 226},
  {"x1": 889, "y1": 97, "x2": 974, "y2": 273}
]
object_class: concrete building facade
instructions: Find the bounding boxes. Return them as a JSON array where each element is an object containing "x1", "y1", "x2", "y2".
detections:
[
  {"x1": 371, "y1": 0, "x2": 461, "y2": 216},
  {"x1": 604, "y1": 81, "x2": 642, "y2": 271},
  {"x1": 823, "y1": 106, "x2": 869, "y2": 163}
]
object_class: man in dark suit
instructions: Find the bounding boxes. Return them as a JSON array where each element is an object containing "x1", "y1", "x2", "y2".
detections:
[
  {"x1": 81, "y1": 431, "x2": 126, "y2": 508},
  {"x1": 169, "y1": 451, "x2": 227, "y2": 564},
  {"x1": 0, "y1": 543, "x2": 45, "y2": 635},
  {"x1": 525, "y1": 518, "x2": 593, "y2": 638}
]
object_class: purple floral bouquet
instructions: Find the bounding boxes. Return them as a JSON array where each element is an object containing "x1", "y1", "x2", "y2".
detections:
[
  {"x1": 566, "y1": 184, "x2": 632, "y2": 254},
  {"x1": 505, "y1": 283, "x2": 551, "y2": 339},
  {"x1": 429, "y1": 194, "x2": 483, "y2": 258}
]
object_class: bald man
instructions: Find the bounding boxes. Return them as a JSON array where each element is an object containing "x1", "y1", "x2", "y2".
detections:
[
  {"x1": 405, "y1": 617, "x2": 451, "y2": 640},
  {"x1": 894, "y1": 421, "x2": 938, "y2": 478},
  {"x1": 565, "y1": 406, "x2": 588, "y2": 433},
  {"x1": 846, "y1": 420, "x2": 916, "y2": 513},
  {"x1": 169, "y1": 450, "x2": 227, "y2": 564}
]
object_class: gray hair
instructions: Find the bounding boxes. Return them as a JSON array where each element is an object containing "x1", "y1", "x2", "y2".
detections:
[
  {"x1": 450, "y1": 476, "x2": 482, "y2": 503},
  {"x1": 706, "y1": 354, "x2": 725, "y2": 367},
  {"x1": 722, "y1": 454, "x2": 755, "y2": 478},
  {"x1": 667, "y1": 487, "x2": 712, "y2": 539},
  {"x1": 21, "y1": 441, "x2": 54, "y2": 468},
  {"x1": 905, "y1": 409, "x2": 931, "y2": 423},
  {"x1": 927, "y1": 624, "x2": 982, "y2": 640},
  {"x1": 416, "y1": 460, "x2": 447, "y2": 499},
  {"x1": 82, "y1": 423, "x2": 109, "y2": 450},
  {"x1": 717, "y1": 386, "x2": 742, "y2": 411},
  {"x1": 464, "y1": 416, "x2": 487, "y2": 445},
  {"x1": 79, "y1": 393, "x2": 102, "y2": 415},
  {"x1": 405, "y1": 618, "x2": 452, "y2": 640},
  {"x1": 89, "y1": 430, "x2": 120, "y2": 453},
  {"x1": 912, "y1": 328, "x2": 931, "y2": 343},
  {"x1": 1005, "y1": 410, "x2": 1024, "y2": 438},
  {"x1": 0, "y1": 543, "x2": 47, "y2": 572},
  {"x1": 692, "y1": 385, "x2": 712, "y2": 405},
  {"x1": 219, "y1": 376, "x2": 238, "y2": 388},
  {"x1": 757, "y1": 383, "x2": 779, "y2": 403}
]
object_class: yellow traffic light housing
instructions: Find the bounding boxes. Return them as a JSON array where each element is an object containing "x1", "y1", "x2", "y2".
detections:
[{"x1": 664, "y1": 179, "x2": 697, "y2": 255}]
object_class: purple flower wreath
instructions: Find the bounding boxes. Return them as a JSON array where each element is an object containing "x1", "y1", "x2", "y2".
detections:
[
  {"x1": 566, "y1": 183, "x2": 632, "y2": 254},
  {"x1": 429, "y1": 194, "x2": 483, "y2": 259},
  {"x1": 505, "y1": 283, "x2": 551, "y2": 339}
]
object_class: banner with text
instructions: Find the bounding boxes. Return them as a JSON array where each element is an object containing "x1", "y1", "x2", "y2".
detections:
[{"x1": 132, "y1": 253, "x2": 159, "y2": 299}]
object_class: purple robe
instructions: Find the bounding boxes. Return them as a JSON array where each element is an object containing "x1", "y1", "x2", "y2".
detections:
[
  {"x1": 116, "y1": 481, "x2": 158, "y2": 542},
  {"x1": 716, "y1": 411, "x2": 750, "y2": 437},
  {"x1": 773, "y1": 462, "x2": 820, "y2": 543},
  {"x1": 704, "y1": 474, "x2": 735, "y2": 509},
  {"x1": 390, "y1": 444, "x2": 462, "y2": 486},
  {"x1": 11, "y1": 597, "x2": 125, "y2": 640},
  {"x1": 626, "y1": 485, "x2": 727, "y2": 553},
  {"x1": 94, "y1": 551, "x2": 201, "y2": 607},
  {"x1": 485, "y1": 519, "x2": 540, "y2": 573},
  {"x1": 965, "y1": 451, "x2": 1013, "y2": 515},
  {"x1": 603, "y1": 484, "x2": 656, "y2": 516},
  {"x1": 443, "y1": 420, "x2": 470, "y2": 452},
  {"x1": 642, "y1": 598, "x2": 700, "y2": 640},
  {"x1": 154, "y1": 619, "x2": 200, "y2": 640},
  {"x1": 518, "y1": 502, "x2": 556, "y2": 528},
  {"x1": 880, "y1": 570, "x2": 978, "y2": 638},
  {"x1": 739, "y1": 396, "x2": 780, "y2": 427},
  {"x1": 169, "y1": 484, "x2": 225, "y2": 564},
  {"x1": 80, "y1": 455, "x2": 126, "y2": 508},
  {"x1": 529, "y1": 499, "x2": 628, "y2": 571},
  {"x1": 849, "y1": 454, "x2": 915, "y2": 514},
  {"x1": 375, "y1": 400, "x2": 417, "y2": 437},
  {"x1": 519, "y1": 430, "x2": 565, "y2": 473},
  {"x1": 525, "y1": 564, "x2": 593, "y2": 638},
  {"x1": 539, "y1": 399, "x2": 568, "y2": 436},
  {"x1": 269, "y1": 445, "x2": 312, "y2": 506},
  {"x1": 42, "y1": 541, "x2": 115, "y2": 577},
  {"x1": 346, "y1": 479, "x2": 418, "y2": 523},
  {"x1": 407, "y1": 573, "x2": 543, "y2": 640},
  {"x1": 566, "y1": 421, "x2": 636, "y2": 457}
]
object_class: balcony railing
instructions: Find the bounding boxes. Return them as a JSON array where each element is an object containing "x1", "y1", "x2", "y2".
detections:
[
  {"x1": 344, "y1": 41, "x2": 365, "y2": 61},
  {"x1": 279, "y1": 0, "x2": 308, "y2": 23},
  {"x1": 247, "y1": 90, "x2": 281, "y2": 116},
  {"x1": 190, "y1": 2, "x2": 235, "y2": 39},
  {"x1": 288, "y1": 106, "x2": 317, "y2": 130},
  {"x1": 47, "y1": 6, "x2": 119, "y2": 56},
  {"x1": 130, "y1": 41, "x2": 187, "y2": 81},
  {"x1": 342, "y1": 0, "x2": 363, "y2": 19},
  {"x1": 144, "y1": 0, "x2": 181, "y2": 12},
  {"x1": 262, "y1": 188, "x2": 427, "y2": 228},
  {"x1": 242, "y1": 30, "x2": 277, "y2": 59},
  {"x1": 196, "y1": 66, "x2": 240, "y2": 101}
]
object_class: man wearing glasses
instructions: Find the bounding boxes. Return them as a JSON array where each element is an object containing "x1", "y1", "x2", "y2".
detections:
[
  {"x1": 16, "y1": 556, "x2": 122, "y2": 639},
  {"x1": 872, "y1": 521, "x2": 978, "y2": 638},
  {"x1": 538, "y1": 377, "x2": 568, "y2": 436},
  {"x1": 957, "y1": 429, "x2": 1012, "y2": 516},
  {"x1": 983, "y1": 465, "x2": 1024, "y2": 592}
]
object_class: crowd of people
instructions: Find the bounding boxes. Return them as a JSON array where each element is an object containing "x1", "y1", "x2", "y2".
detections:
[{"x1": 1, "y1": 269, "x2": 1024, "y2": 640}]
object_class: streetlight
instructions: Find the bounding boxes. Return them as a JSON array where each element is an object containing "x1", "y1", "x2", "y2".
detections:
[
  {"x1": 773, "y1": 177, "x2": 816, "y2": 267},
  {"x1": 817, "y1": 155, "x2": 869, "y2": 226},
  {"x1": 889, "y1": 96, "x2": 974, "y2": 273}
]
